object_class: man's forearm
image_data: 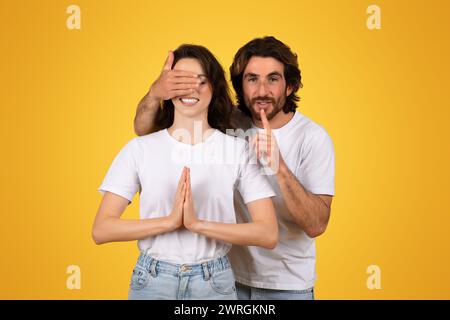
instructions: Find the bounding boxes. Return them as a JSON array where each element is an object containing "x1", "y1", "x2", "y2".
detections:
[
  {"x1": 134, "y1": 92, "x2": 160, "y2": 136},
  {"x1": 276, "y1": 159, "x2": 330, "y2": 238}
]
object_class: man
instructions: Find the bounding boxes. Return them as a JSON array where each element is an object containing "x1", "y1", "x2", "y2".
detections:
[{"x1": 134, "y1": 36, "x2": 335, "y2": 300}]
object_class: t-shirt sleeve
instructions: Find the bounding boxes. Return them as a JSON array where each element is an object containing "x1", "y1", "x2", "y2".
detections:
[
  {"x1": 298, "y1": 128, "x2": 335, "y2": 196},
  {"x1": 236, "y1": 143, "x2": 276, "y2": 204},
  {"x1": 98, "y1": 138, "x2": 141, "y2": 202}
]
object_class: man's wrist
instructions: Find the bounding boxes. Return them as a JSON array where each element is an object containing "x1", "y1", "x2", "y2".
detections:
[
  {"x1": 276, "y1": 156, "x2": 290, "y2": 179},
  {"x1": 142, "y1": 90, "x2": 161, "y2": 111}
]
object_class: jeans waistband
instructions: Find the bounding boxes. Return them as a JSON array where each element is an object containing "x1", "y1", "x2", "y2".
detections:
[{"x1": 136, "y1": 252, "x2": 231, "y2": 280}]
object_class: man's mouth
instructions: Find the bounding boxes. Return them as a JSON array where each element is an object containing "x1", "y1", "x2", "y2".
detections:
[
  {"x1": 179, "y1": 98, "x2": 199, "y2": 106},
  {"x1": 254, "y1": 100, "x2": 272, "y2": 110}
]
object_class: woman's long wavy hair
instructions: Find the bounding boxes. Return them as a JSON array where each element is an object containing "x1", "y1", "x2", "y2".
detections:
[{"x1": 154, "y1": 44, "x2": 235, "y2": 133}]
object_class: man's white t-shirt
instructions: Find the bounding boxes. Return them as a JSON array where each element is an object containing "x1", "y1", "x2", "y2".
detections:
[
  {"x1": 229, "y1": 111, "x2": 335, "y2": 290},
  {"x1": 98, "y1": 128, "x2": 275, "y2": 264}
]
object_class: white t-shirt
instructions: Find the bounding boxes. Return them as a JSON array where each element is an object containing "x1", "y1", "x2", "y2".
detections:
[
  {"x1": 98, "y1": 128, "x2": 275, "y2": 264},
  {"x1": 229, "y1": 111, "x2": 335, "y2": 290}
]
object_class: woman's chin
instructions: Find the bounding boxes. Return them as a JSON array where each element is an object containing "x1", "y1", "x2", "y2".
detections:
[{"x1": 174, "y1": 105, "x2": 208, "y2": 118}]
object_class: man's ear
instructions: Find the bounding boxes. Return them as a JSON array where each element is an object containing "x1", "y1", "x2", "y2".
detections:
[{"x1": 286, "y1": 85, "x2": 293, "y2": 97}]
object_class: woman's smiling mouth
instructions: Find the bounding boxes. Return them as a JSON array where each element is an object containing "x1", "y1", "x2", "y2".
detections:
[{"x1": 180, "y1": 98, "x2": 200, "y2": 106}]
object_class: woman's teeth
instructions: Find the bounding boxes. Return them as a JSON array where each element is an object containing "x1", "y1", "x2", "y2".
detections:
[{"x1": 180, "y1": 98, "x2": 199, "y2": 106}]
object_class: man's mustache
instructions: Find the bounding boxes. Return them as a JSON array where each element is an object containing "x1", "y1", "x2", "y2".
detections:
[{"x1": 251, "y1": 97, "x2": 276, "y2": 105}]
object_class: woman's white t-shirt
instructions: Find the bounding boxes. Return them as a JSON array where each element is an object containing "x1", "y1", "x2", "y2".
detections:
[{"x1": 99, "y1": 129, "x2": 275, "y2": 264}]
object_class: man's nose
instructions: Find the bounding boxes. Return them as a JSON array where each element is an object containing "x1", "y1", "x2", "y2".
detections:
[{"x1": 257, "y1": 80, "x2": 269, "y2": 96}]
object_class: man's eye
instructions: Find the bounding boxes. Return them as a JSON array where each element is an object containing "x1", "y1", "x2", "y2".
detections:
[
  {"x1": 248, "y1": 77, "x2": 257, "y2": 82},
  {"x1": 269, "y1": 77, "x2": 279, "y2": 82}
]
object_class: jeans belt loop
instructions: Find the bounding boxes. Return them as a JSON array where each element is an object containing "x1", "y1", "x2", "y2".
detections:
[
  {"x1": 150, "y1": 259, "x2": 158, "y2": 278},
  {"x1": 202, "y1": 262, "x2": 210, "y2": 281}
]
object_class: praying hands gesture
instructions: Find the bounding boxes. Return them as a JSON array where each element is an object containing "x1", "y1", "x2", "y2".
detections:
[
  {"x1": 93, "y1": 166, "x2": 278, "y2": 249},
  {"x1": 166, "y1": 167, "x2": 278, "y2": 248},
  {"x1": 168, "y1": 167, "x2": 199, "y2": 231}
]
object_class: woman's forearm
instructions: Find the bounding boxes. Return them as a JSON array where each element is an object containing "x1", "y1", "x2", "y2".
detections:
[
  {"x1": 92, "y1": 216, "x2": 176, "y2": 245},
  {"x1": 191, "y1": 220, "x2": 278, "y2": 249}
]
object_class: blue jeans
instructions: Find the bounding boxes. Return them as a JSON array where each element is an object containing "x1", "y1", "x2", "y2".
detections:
[
  {"x1": 236, "y1": 282, "x2": 314, "y2": 300},
  {"x1": 128, "y1": 252, "x2": 237, "y2": 300}
]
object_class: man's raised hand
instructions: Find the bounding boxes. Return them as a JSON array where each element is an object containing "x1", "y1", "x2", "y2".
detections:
[
  {"x1": 148, "y1": 51, "x2": 201, "y2": 102},
  {"x1": 250, "y1": 109, "x2": 281, "y2": 174}
]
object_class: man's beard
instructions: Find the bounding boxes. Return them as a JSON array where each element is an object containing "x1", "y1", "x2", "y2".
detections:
[{"x1": 246, "y1": 94, "x2": 287, "y2": 121}]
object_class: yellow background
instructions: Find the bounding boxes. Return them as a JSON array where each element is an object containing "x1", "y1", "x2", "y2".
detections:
[{"x1": 1, "y1": 0, "x2": 449, "y2": 299}]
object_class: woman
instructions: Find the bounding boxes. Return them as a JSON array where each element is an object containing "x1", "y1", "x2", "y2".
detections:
[{"x1": 92, "y1": 44, "x2": 278, "y2": 300}]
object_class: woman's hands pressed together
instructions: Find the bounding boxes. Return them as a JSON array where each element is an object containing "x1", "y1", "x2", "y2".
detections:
[{"x1": 168, "y1": 166, "x2": 201, "y2": 232}]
